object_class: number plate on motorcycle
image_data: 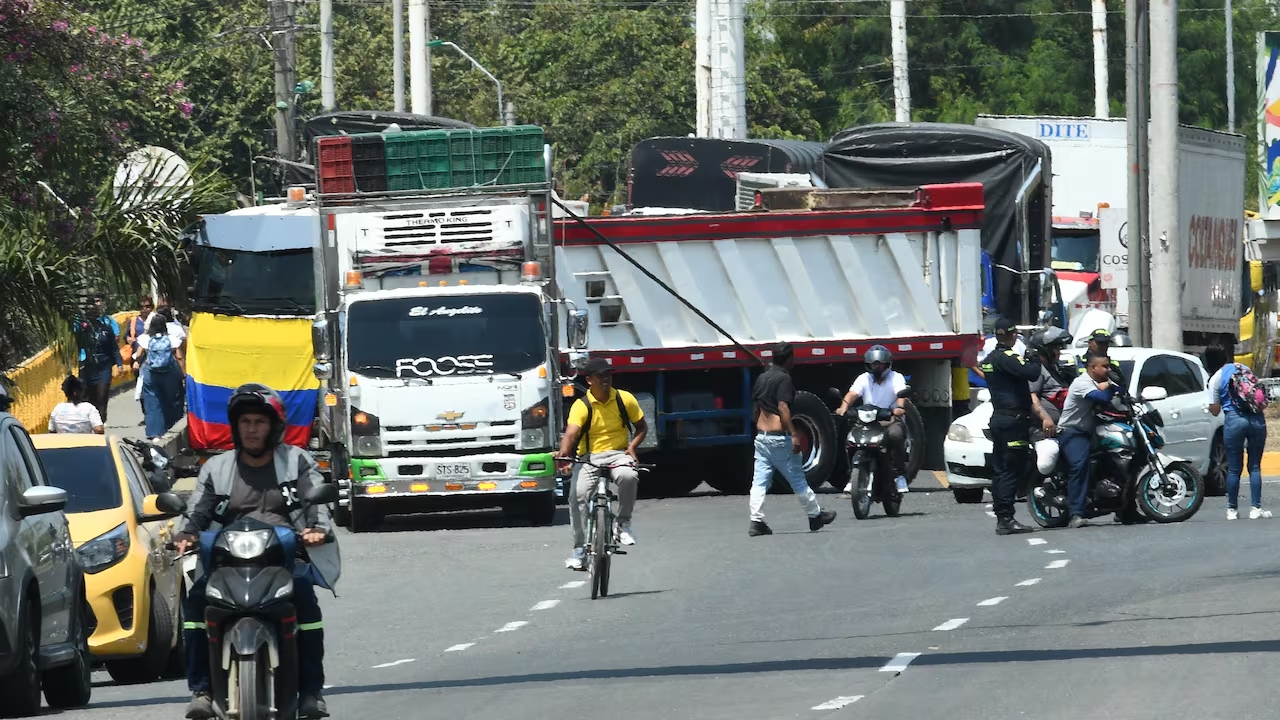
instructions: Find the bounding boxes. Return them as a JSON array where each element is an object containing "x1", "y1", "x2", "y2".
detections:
[{"x1": 435, "y1": 463, "x2": 471, "y2": 480}]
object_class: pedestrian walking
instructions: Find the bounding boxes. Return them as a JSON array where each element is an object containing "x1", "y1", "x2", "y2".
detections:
[
  {"x1": 979, "y1": 316, "x2": 1040, "y2": 535},
  {"x1": 134, "y1": 316, "x2": 184, "y2": 440},
  {"x1": 747, "y1": 342, "x2": 836, "y2": 537},
  {"x1": 127, "y1": 295, "x2": 154, "y2": 424},
  {"x1": 1209, "y1": 361, "x2": 1272, "y2": 520},
  {"x1": 73, "y1": 292, "x2": 123, "y2": 424}
]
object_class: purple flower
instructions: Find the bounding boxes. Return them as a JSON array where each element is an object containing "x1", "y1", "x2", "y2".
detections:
[
  {"x1": 173, "y1": 80, "x2": 184, "y2": 91},
  {"x1": 51, "y1": 20, "x2": 68, "y2": 31},
  {"x1": 47, "y1": 109, "x2": 57, "y2": 120},
  {"x1": 87, "y1": 25, "x2": 96, "y2": 33},
  {"x1": 179, "y1": 101, "x2": 193, "y2": 117}
]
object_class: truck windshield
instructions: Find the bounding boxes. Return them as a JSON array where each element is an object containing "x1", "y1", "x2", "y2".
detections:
[
  {"x1": 191, "y1": 246, "x2": 316, "y2": 315},
  {"x1": 1050, "y1": 232, "x2": 1101, "y2": 273},
  {"x1": 347, "y1": 294, "x2": 546, "y2": 378}
]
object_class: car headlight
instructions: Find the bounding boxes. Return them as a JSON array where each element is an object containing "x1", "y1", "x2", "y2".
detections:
[
  {"x1": 857, "y1": 408, "x2": 878, "y2": 424},
  {"x1": 77, "y1": 523, "x2": 130, "y2": 574},
  {"x1": 947, "y1": 424, "x2": 972, "y2": 443},
  {"x1": 224, "y1": 529, "x2": 273, "y2": 560}
]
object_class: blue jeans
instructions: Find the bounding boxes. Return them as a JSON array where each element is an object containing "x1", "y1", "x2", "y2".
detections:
[
  {"x1": 750, "y1": 433, "x2": 821, "y2": 522},
  {"x1": 1058, "y1": 429, "x2": 1092, "y2": 517},
  {"x1": 1224, "y1": 411, "x2": 1267, "y2": 510}
]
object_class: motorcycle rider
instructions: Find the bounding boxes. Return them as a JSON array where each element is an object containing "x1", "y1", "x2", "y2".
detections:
[
  {"x1": 1028, "y1": 327, "x2": 1075, "y2": 440},
  {"x1": 173, "y1": 384, "x2": 335, "y2": 719},
  {"x1": 1056, "y1": 355, "x2": 1119, "y2": 528},
  {"x1": 836, "y1": 345, "x2": 909, "y2": 494},
  {"x1": 1079, "y1": 329, "x2": 1122, "y2": 375},
  {"x1": 981, "y1": 315, "x2": 1041, "y2": 535}
]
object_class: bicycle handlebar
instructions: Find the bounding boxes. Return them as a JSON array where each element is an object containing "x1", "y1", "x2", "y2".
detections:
[{"x1": 555, "y1": 456, "x2": 655, "y2": 471}]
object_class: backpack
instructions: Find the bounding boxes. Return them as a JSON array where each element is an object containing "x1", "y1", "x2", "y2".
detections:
[
  {"x1": 147, "y1": 335, "x2": 176, "y2": 373},
  {"x1": 576, "y1": 390, "x2": 634, "y2": 458},
  {"x1": 1227, "y1": 363, "x2": 1269, "y2": 415}
]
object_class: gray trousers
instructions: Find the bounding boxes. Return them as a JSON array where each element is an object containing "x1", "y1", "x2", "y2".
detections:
[{"x1": 570, "y1": 450, "x2": 639, "y2": 548}]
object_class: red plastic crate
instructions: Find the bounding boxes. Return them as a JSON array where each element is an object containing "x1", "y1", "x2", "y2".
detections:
[
  {"x1": 317, "y1": 136, "x2": 352, "y2": 163},
  {"x1": 319, "y1": 175, "x2": 356, "y2": 194},
  {"x1": 317, "y1": 136, "x2": 355, "y2": 194}
]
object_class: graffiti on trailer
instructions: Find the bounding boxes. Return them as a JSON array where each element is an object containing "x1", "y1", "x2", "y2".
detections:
[{"x1": 1187, "y1": 215, "x2": 1240, "y2": 272}]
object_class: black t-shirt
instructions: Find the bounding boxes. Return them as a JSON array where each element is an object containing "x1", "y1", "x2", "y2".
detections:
[
  {"x1": 228, "y1": 460, "x2": 292, "y2": 527},
  {"x1": 752, "y1": 365, "x2": 796, "y2": 416}
]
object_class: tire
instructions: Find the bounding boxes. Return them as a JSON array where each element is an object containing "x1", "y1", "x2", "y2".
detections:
[
  {"x1": 162, "y1": 601, "x2": 186, "y2": 680},
  {"x1": 883, "y1": 495, "x2": 902, "y2": 517},
  {"x1": 1205, "y1": 432, "x2": 1227, "y2": 496},
  {"x1": 236, "y1": 653, "x2": 269, "y2": 720},
  {"x1": 107, "y1": 588, "x2": 173, "y2": 684},
  {"x1": 704, "y1": 446, "x2": 753, "y2": 495},
  {"x1": 42, "y1": 589, "x2": 92, "y2": 709},
  {"x1": 1027, "y1": 476, "x2": 1069, "y2": 529},
  {"x1": 902, "y1": 400, "x2": 925, "y2": 482},
  {"x1": 528, "y1": 491, "x2": 557, "y2": 526},
  {"x1": 851, "y1": 465, "x2": 873, "y2": 520},
  {"x1": 953, "y1": 488, "x2": 985, "y2": 504},
  {"x1": 598, "y1": 547, "x2": 611, "y2": 598},
  {"x1": 1137, "y1": 461, "x2": 1204, "y2": 523},
  {"x1": 788, "y1": 390, "x2": 838, "y2": 490},
  {"x1": 590, "y1": 504, "x2": 607, "y2": 600},
  {"x1": 348, "y1": 498, "x2": 381, "y2": 533},
  {"x1": 0, "y1": 597, "x2": 42, "y2": 718}
]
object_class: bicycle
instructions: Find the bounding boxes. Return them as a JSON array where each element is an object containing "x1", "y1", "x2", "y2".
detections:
[{"x1": 559, "y1": 456, "x2": 655, "y2": 599}]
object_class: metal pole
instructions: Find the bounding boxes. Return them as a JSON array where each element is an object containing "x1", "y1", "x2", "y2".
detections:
[
  {"x1": 408, "y1": 0, "x2": 427, "y2": 114},
  {"x1": 393, "y1": 0, "x2": 405, "y2": 112},
  {"x1": 270, "y1": 0, "x2": 297, "y2": 159},
  {"x1": 1093, "y1": 0, "x2": 1110, "y2": 118},
  {"x1": 1227, "y1": 0, "x2": 1236, "y2": 132},
  {"x1": 695, "y1": 0, "x2": 711, "y2": 136},
  {"x1": 320, "y1": 0, "x2": 335, "y2": 112},
  {"x1": 439, "y1": 41, "x2": 502, "y2": 124},
  {"x1": 890, "y1": 0, "x2": 911, "y2": 122},
  {"x1": 1138, "y1": 1, "x2": 1152, "y2": 343},
  {"x1": 1149, "y1": 0, "x2": 1182, "y2": 350},
  {"x1": 424, "y1": 0, "x2": 432, "y2": 116},
  {"x1": 1125, "y1": 0, "x2": 1144, "y2": 343}
]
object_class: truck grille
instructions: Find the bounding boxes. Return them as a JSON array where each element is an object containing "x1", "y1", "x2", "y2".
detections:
[{"x1": 388, "y1": 443, "x2": 518, "y2": 458}]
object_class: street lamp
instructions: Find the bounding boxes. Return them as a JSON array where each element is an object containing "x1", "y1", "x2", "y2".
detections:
[{"x1": 427, "y1": 39, "x2": 505, "y2": 125}]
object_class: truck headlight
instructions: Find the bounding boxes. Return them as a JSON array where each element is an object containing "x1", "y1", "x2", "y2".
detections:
[
  {"x1": 947, "y1": 424, "x2": 972, "y2": 443},
  {"x1": 521, "y1": 428, "x2": 547, "y2": 449},
  {"x1": 77, "y1": 523, "x2": 130, "y2": 574},
  {"x1": 521, "y1": 398, "x2": 550, "y2": 429},
  {"x1": 353, "y1": 435, "x2": 382, "y2": 457}
]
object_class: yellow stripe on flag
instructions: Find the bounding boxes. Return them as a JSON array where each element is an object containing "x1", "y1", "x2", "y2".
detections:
[{"x1": 186, "y1": 313, "x2": 320, "y2": 393}]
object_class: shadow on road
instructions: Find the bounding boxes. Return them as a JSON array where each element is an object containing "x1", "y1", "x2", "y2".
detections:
[{"x1": 350, "y1": 507, "x2": 571, "y2": 534}]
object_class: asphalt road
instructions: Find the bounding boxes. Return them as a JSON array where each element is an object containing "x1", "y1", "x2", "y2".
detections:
[{"x1": 50, "y1": 478, "x2": 1280, "y2": 720}]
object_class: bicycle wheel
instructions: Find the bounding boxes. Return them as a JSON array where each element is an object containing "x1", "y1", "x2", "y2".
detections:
[{"x1": 590, "y1": 502, "x2": 608, "y2": 599}]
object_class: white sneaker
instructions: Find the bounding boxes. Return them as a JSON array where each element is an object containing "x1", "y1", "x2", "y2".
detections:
[
  {"x1": 1228, "y1": 508, "x2": 1239, "y2": 521},
  {"x1": 565, "y1": 547, "x2": 586, "y2": 570},
  {"x1": 1251, "y1": 507, "x2": 1273, "y2": 519},
  {"x1": 617, "y1": 523, "x2": 636, "y2": 546},
  {"x1": 895, "y1": 475, "x2": 909, "y2": 494}
]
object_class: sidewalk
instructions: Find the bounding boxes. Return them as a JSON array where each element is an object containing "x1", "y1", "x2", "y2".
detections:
[{"x1": 106, "y1": 381, "x2": 196, "y2": 494}]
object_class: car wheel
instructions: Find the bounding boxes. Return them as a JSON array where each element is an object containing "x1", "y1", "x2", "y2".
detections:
[
  {"x1": 162, "y1": 599, "x2": 186, "y2": 680},
  {"x1": 1205, "y1": 432, "x2": 1227, "y2": 496},
  {"x1": 43, "y1": 589, "x2": 92, "y2": 709},
  {"x1": 0, "y1": 596, "x2": 41, "y2": 718},
  {"x1": 106, "y1": 588, "x2": 173, "y2": 684},
  {"x1": 953, "y1": 487, "x2": 985, "y2": 504}
]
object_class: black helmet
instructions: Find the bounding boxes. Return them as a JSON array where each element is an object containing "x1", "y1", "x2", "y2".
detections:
[
  {"x1": 227, "y1": 383, "x2": 288, "y2": 450},
  {"x1": 1029, "y1": 326, "x2": 1073, "y2": 353},
  {"x1": 865, "y1": 345, "x2": 892, "y2": 379}
]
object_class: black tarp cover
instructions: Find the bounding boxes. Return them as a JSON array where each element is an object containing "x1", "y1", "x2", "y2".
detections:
[
  {"x1": 819, "y1": 122, "x2": 1052, "y2": 321},
  {"x1": 628, "y1": 137, "x2": 827, "y2": 212}
]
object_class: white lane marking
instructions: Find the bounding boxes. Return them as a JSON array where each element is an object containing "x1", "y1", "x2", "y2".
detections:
[
  {"x1": 560, "y1": 580, "x2": 586, "y2": 589},
  {"x1": 880, "y1": 652, "x2": 921, "y2": 673},
  {"x1": 1046, "y1": 549, "x2": 1066, "y2": 554},
  {"x1": 495, "y1": 621, "x2": 528, "y2": 633},
  {"x1": 984, "y1": 503, "x2": 993, "y2": 509},
  {"x1": 444, "y1": 643, "x2": 474, "y2": 652},
  {"x1": 977, "y1": 596, "x2": 1008, "y2": 607},
  {"x1": 323, "y1": 684, "x2": 333, "y2": 689},
  {"x1": 812, "y1": 696, "x2": 864, "y2": 710},
  {"x1": 985, "y1": 511, "x2": 997, "y2": 517},
  {"x1": 531, "y1": 599, "x2": 561, "y2": 611},
  {"x1": 932, "y1": 618, "x2": 969, "y2": 631},
  {"x1": 1046, "y1": 559, "x2": 1070, "y2": 569},
  {"x1": 1016, "y1": 578, "x2": 1042, "y2": 586},
  {"x1": 1027, "y1": 537, "x2": 1048, "y2": 545},
  {"x1": 371, "y1": 658, "x2": 415, "y2": 669}
]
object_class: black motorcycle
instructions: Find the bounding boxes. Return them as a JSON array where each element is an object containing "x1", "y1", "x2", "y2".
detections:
[
  {"x1": 183, "y1": 484, "x2": 339, "y2": 720},
  {"x1": 839, "y1": 386, "x2": 912, "y2": 520},
  {"x1": 122, "y1": 438, "x2": 178, "y2": 493}
]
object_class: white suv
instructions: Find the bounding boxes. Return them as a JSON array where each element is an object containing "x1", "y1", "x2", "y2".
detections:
[{"x1": 944, "y1": 347, "x2": 1227, "y2": 503}]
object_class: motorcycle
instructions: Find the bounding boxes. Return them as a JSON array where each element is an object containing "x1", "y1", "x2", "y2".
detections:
[
  {"x1": 1027, "y1": 384, "x2": 1205, "y2": 527},
  {"x1": 123, "y1": 438, "x2": 177, "y2": 493},
  {"x1": 839, "y1": 386, "x2": 913, "y2": 520},
  {"x1": 168, "y1": 483, "x2": 339, "y2": 720}
]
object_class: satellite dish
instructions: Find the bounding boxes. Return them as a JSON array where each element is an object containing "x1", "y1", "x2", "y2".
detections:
[{"x1": 113, "y1": 146, "x2": 193, "y2": 210}]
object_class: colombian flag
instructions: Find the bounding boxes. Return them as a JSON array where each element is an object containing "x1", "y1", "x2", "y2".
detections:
[{"x1": 185, "y1": 313, "x2": 320, "y2": 451}]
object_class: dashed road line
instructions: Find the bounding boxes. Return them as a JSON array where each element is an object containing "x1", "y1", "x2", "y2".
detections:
[
  {"x1": 1027, "y1": 537, "x2": 1048, "y2": 546},
  {"x1": 1046, "y1": 549, "x2": 1066, "y2": 554},
  {"x1": 985, "y1": 510, "x2": 997, "y2": 518},
  {"x1": 560, "y1": 580, "x2": 587, "y2": 589},
  {"x1": 1046, "y1": 559, "x2": 1070, "y2": 569},
  {"x1": 976, "y1": 596, "x2": 1008, "y2": 607},
  {"x1": 813, "y1": 696, "x2": 864, "y2": 710},
  {"x1": 531, "y1": 599, "x2": 561, "y2": 611},
  {"x1": 444, "y1": 643, "x2": 474, "y2": 652},
  {"x1": 371, "y1": 658, "x2": 415, "y2": 669},
  {"x1": 880, "y1": 653, "x2": 921, "y2": 673},
  {"x1": 495, "y1": 621, "x2": 529, "y2": 633},
  {"x1": 1016, "y1": 578, "x2": 1042, "y2": 586},
  {"x1": 932, "y1": 618, "x2": 969, "y2": 631}
]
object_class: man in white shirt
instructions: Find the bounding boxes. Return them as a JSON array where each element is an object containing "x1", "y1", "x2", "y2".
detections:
[{"x1": 836, "y1": 344, "x2": 910, "y2": 493}]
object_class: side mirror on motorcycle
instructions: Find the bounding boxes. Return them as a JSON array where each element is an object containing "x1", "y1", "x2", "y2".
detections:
[
  {"x1": 1139, "y1": 386, "x2": 1169, "y2": 402},
  {"x1": 896, "y1": 385, "x2": 913, "y2": 399},
  {"x1": 306, "y1": 483, "x2": 340, "y2": 506}
]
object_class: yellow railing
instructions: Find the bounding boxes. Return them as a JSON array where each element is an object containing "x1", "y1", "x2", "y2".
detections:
[{"x1": 10, "y1": 312, "x2": 141, "y2": 433}]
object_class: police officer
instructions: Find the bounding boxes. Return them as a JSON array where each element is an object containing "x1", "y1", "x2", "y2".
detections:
[
  {"x1": 1079, "y1": 329, "x2": 1122, "y2": 375},
  {"x1": 981, "y1": 315, "x2": 1041, "y2": 535}
]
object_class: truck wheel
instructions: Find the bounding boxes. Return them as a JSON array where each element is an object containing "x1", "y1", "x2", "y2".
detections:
[
  {"x1": 902, "y1": 400, "x2": 925, "y2": 482},
  {"x1": 785, "y1": 391, "x2": 838, "y2": 490},
  {"x1": 333, "y1": 504, "x2": 351, "y2": 528},
  {"x1": 348, "y1": 499, "x2": 381, "y2": 533},
  {"x1": 953, "y1": 488, "x2": 985, "y2": 504},
  {"x1": 704, "y1": 446, "x2": 753, "y2": 495},
  {"x1": 528, "y1": 491, "x2": 557, "y2": 526}
]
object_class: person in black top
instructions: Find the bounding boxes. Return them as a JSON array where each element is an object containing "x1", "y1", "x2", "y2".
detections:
[
  {"x1": 980, "y1": 316, "x2": 1040, "y2": 535},
  {"x1": 747, "y1": 343, "x2": 836, "y2": 537},
  {"x1": 1078, "y1": 329, "x2": 1122, "y2": 375}
]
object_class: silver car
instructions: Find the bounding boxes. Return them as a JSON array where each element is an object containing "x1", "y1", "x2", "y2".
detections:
[{"x1": 0, "y1": 410, "x2": 93, "y2": 716}]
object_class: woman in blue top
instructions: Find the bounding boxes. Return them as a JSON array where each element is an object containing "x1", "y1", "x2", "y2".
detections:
[{"x1": 1209, "y1": 363, "x2": 1271, "y2": 520}]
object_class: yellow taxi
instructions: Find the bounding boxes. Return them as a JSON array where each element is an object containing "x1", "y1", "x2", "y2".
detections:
[{"x1": 32, "y1": 433, "x2": 186, "y2": 685}]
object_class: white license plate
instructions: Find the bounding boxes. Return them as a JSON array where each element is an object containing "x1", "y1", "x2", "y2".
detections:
[{"x1": 435, "y1": 463, "x2": 471, "y2": 480}]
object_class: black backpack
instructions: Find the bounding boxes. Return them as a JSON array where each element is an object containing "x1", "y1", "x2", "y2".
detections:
[{"x1": 575, "y1": 391, "x2": 634, "y2": 458}]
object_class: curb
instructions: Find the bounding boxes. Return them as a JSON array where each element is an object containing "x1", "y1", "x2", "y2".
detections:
[{"x1": 1264, "y1": 452, "x2": 1280, "y2": 477}]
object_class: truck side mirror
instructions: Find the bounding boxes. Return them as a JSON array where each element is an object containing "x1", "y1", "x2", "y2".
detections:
[
  {"x1": 567, "y1": 309, "x2": 589, "y2": 349},
  {"x1": 312, "y1": 317, "x2": 332, "y2": 362}
]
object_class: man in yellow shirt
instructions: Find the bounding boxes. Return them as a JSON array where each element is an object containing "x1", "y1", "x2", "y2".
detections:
[{"x1": 556, "y1": 358, "x2": 648, "y2": 570}]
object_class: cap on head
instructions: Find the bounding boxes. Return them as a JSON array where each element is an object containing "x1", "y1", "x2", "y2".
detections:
[
  {"x1": 990, "y1": 315, "x2": 1017, "y2": 335},
  {"x1": 1089, "y1": 329, "x2": 1113, "y2": 344},
  {"x1": 772, "y1": 342, "x2": 794, "y2": 366},
  {"x1": 582, "y1": 357, "x2": 613, "y2": 377}
]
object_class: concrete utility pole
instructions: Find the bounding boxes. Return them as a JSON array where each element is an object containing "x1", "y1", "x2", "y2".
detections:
[
  {"x1": 320, "y1": 0, "x2": 335, "y2": 112},
  {"x1": 1149, "y1": 0, "x2": 1182, "y2": 350},
  {"x1": 270, "y1": 0, "x2": 297, "y2": 159},
  {"x1": 1092, "y1": 0, "x2": 1110, "y2": 118},
  {"x1": 505, "y1": 101, "x2": 515, "y2": 127},
  {"x1": 409, "y1": 0, "x2": 432, "y2": 116},
  {"x1": 1125, "y1": 0, "x2": 1149, "y2": 345},
  {"x1": 695, "y1": 0, "x2": 711, "y2": 136},
  {"x1": 890, "y1": 0, "x2": 911, "y2": 122},
  {"x1": 1226, "y1": 0, "x2": 1236, "y2": 132},
  {"x1": 709, "y1": 0, "x2": 746, "y2": 138},
  {"x1": 393, "y1": 0, "x2": 405, "y2": 112}
]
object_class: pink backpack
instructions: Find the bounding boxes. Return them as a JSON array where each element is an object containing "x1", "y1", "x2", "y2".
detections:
[{"x1": 1228, "y1": 363, "x2": 1269, "y2": 415}]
